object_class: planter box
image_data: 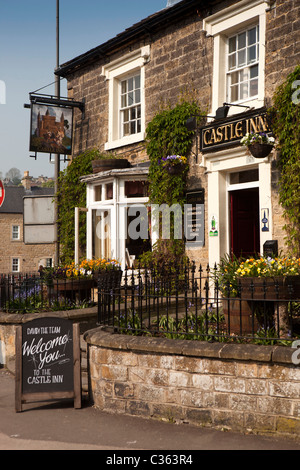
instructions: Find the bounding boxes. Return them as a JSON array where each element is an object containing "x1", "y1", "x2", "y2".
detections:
[
  {"x1": 95, "y1": 269, "x2": 123, "y2": 290},
  {"x1": 55, "y1": 279, "x2": 95, "y2": 291},
  {"x1": 51, "y1": 278, "x2": 95, "y2": 302},
  {"x1": 239, "y1": 276, "x2": 300, "y2": 300},
  {"x1": 91, "y1": 159, "x2": 130, "y2": 174}
]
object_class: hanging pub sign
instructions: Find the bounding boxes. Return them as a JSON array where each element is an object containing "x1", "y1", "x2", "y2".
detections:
[
  {"x1": 15, "y1": 317, "x2": 81, "y2": 412},
  {"x1": 200, "y1": 107, "x2": 271, "y2": 153},
  {"x1": 30, "y1": 103, "x2": 73, "y2": 155}
]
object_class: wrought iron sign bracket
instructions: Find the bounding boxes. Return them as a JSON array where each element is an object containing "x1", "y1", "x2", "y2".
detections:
[{"x1": 27, "y1": 93, "x2": 85, "y2": 118}]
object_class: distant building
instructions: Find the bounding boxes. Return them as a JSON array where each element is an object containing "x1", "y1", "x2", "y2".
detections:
[{"x1": 0, "y1": 172, "x2": 55, "y2": 273}]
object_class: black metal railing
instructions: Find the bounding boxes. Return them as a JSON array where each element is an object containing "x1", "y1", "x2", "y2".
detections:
[
  {"x1": 0, "y1": 272, "x2": 97, "y2": 313},
  {"x1": 97, "y1": 262, "x2": 300, "y2": 345}
]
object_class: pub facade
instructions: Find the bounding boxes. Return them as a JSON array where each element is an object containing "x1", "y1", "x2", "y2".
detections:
[{"x1": 56, "y1": 0, "x2": 299, "y2": 268}]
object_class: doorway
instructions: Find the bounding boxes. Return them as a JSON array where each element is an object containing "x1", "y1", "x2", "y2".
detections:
[{"x1": 230, "y1": 188, "x2": 260, "y2": 259}]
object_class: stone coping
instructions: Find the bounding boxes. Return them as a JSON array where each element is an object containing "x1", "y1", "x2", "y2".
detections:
[
  {"x1": 84, "y1": 326, "x2": 297, "y2": 365},
  {"x1": 0, "y1": 306, "x2": 98, "y2": 325}
]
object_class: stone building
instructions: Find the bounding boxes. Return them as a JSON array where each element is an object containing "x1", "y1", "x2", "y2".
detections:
[
  {"x1": 55, "y1": 0, "x2": 300, "y2": 268},
  {"x1": 0, "y1": 177, "x2": 55, "y2": 273}
]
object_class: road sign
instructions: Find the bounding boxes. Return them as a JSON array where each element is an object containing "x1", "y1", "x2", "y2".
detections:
[{"x1": 0, "y1": 181, "x2": 5, "y2": 208}]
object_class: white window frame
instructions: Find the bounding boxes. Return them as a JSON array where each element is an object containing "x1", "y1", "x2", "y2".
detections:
[
  {"x1": 12, "y1": 258, "x2": 20, "y2": 273},
  {"x1": 203, "y1": 0, "x2": 270, "y2": 117},
  {"x1": 120, "y1": 74, "x2": 141, "y2": 138},
  {"x1": 227, "y1": 24, "x2": 260, "y2": 103},
  {"x1": 102, "y1": 46, "x2": 150, "y2": 150},
  {"x1": 12, "y1": 225, "x2": 20, "y2": 240}
]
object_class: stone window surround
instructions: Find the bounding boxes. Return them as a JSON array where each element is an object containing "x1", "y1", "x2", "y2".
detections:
[
  {"x1": 203, "y1": 0, "x2": 272, "y2": 117},
  {"x1": 101, "y1": 46, "x2": 150, "y2": 151}
]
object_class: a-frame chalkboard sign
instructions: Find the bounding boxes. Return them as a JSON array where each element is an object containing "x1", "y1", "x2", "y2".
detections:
[{"x1": 15, "y1": 317, "x2": 81, "y2": 412}]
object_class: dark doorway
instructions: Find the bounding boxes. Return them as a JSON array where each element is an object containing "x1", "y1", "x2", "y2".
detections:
[{"x1": 230, "y1": 188, "x2": 260, "y2": 259}]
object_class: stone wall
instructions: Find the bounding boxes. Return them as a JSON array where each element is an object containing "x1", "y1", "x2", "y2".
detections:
[
  {"x1": 85, "y1": 328, "x2": 300, "y2": 440},
  {"x1": 265, "y1": 0, "x2": 300, "y2": 104}
]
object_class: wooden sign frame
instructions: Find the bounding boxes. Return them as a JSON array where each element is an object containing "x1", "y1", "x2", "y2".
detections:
[{"x1": 15, "y1": 318, "x2": 81, "y2": 412}]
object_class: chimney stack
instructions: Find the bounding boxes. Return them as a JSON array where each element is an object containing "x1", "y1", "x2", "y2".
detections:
[{"x1": 22, "y1": 171, "x2": 31, "y2": 190}]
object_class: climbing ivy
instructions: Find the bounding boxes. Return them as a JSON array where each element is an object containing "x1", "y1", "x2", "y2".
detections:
[
  {"x1": 141, "y1": 98, "x2": 204, "y2": 264},
  {"x1": 146, "y1": 99, "x2": 204, "y2": 207},
  {"x1": 270, "y1": 65, "x2": 300, "y2": 255},
  {"x1": 57, "y1": 148, "x2": 100, "y2": 263}
]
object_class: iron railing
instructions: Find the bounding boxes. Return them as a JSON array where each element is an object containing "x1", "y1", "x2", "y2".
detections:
[
  {"x1": 97, "y1": 263, "x2": 300, "y2": 345},
  {"x1": 0, "y1": 273, "x2": 97, "y2": 313}
]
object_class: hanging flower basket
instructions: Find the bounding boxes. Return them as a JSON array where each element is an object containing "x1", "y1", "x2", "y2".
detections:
[
  {"x1": 161, "y1": 155, "x2": 188, "y2": 175},
  {"x1": 240, "y1": 132, "x2": 275, "y2": 159},
  {"x1": 166, "y1": 163, "x2": 185, "y2": 175},
  {"x1": 247, "y1": 143, "x2": 274, "y2": 159}
]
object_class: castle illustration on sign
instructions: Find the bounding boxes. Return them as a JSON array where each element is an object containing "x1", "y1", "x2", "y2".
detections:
[{"x1": 30, "y1": 104, "x2": 73, "y2": 155}]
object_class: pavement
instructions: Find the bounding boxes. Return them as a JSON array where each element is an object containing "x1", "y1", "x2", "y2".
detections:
[{"x1": 0, "y1": 367, "x2": 300, "y2": 453}]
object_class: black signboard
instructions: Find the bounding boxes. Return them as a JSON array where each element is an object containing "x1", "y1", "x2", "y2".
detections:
[
  {"x1": 200, "y1": 107, "x2": 271, "y2": 153},
  {"x1": 185, "y1": 190, "x2": 205, "y2": 247},
  {"x1": 15, "y1": 317, "x2": 81, "y2": 412}
]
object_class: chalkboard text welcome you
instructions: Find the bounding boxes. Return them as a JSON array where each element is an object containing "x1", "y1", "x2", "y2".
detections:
[{"x1": 15, "y1": 317, "x2": 81, "y2": 412}]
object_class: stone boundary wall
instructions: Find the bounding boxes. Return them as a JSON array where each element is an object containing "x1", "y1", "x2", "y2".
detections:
[
  {"x1": 84, "y1": 328, "x2": 300, "y2": 440},
  {"x1": 0, "y1": 307, "x2": 98, "y2": 366}
]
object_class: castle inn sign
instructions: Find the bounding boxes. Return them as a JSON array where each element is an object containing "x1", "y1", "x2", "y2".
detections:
[{"x1": 200, "y1": 107, "x2": 271, "y2": 153}]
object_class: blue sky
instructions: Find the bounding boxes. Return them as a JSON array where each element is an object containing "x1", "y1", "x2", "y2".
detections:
[{"x1": 0, "y1": 0, "x2": 168, "y2": 179}]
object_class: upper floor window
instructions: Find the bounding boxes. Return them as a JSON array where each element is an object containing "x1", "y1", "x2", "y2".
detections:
[
  {"x1": 203, "y1": 0, "x2": 268, "y2": 115},
  {"x1": 102, "y1": 46, "x2": 150, "y2": 150},
  {"x1": 120, "y1": 74, "x2": 141, "y2": 137},
  {"x1": 12, "y1": 225, "x2": 20, "y2": 240},
  {"x1": 227, "y1": 25, "x2": 259, "y2": 103}
]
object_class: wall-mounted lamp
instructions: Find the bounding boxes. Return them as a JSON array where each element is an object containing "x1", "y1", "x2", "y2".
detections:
[
  {"x1": 186, "y1": 102, "x2": 251, "y2": 131},
  {"x1": 215, "y1": 102, "x2": 251, "y2": 120},
  {"x1": 185, "y1": 102, "x2": 252, "y2": 162}
]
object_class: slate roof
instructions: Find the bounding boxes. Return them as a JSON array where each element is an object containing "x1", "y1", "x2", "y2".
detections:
[
  {"x1": 55, "y1": 0, "x2": 212, "y2": 77},
  {"x1": 0, "y1": 186, "x2": 54, "y2": 214}
]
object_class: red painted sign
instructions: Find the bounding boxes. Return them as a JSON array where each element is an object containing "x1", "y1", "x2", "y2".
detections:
[{"x1": 0, "y1": 180, "x2": 5, "y2": 208}]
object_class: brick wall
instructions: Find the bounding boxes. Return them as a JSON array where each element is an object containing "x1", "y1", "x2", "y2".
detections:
[{"x1": 85, "y1": 328, "x2": 300, "y2": 440}]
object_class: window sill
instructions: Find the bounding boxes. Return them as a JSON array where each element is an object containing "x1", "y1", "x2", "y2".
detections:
[{"x1": 104, "y1": 132, "x2": 145, "y2": 151}]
